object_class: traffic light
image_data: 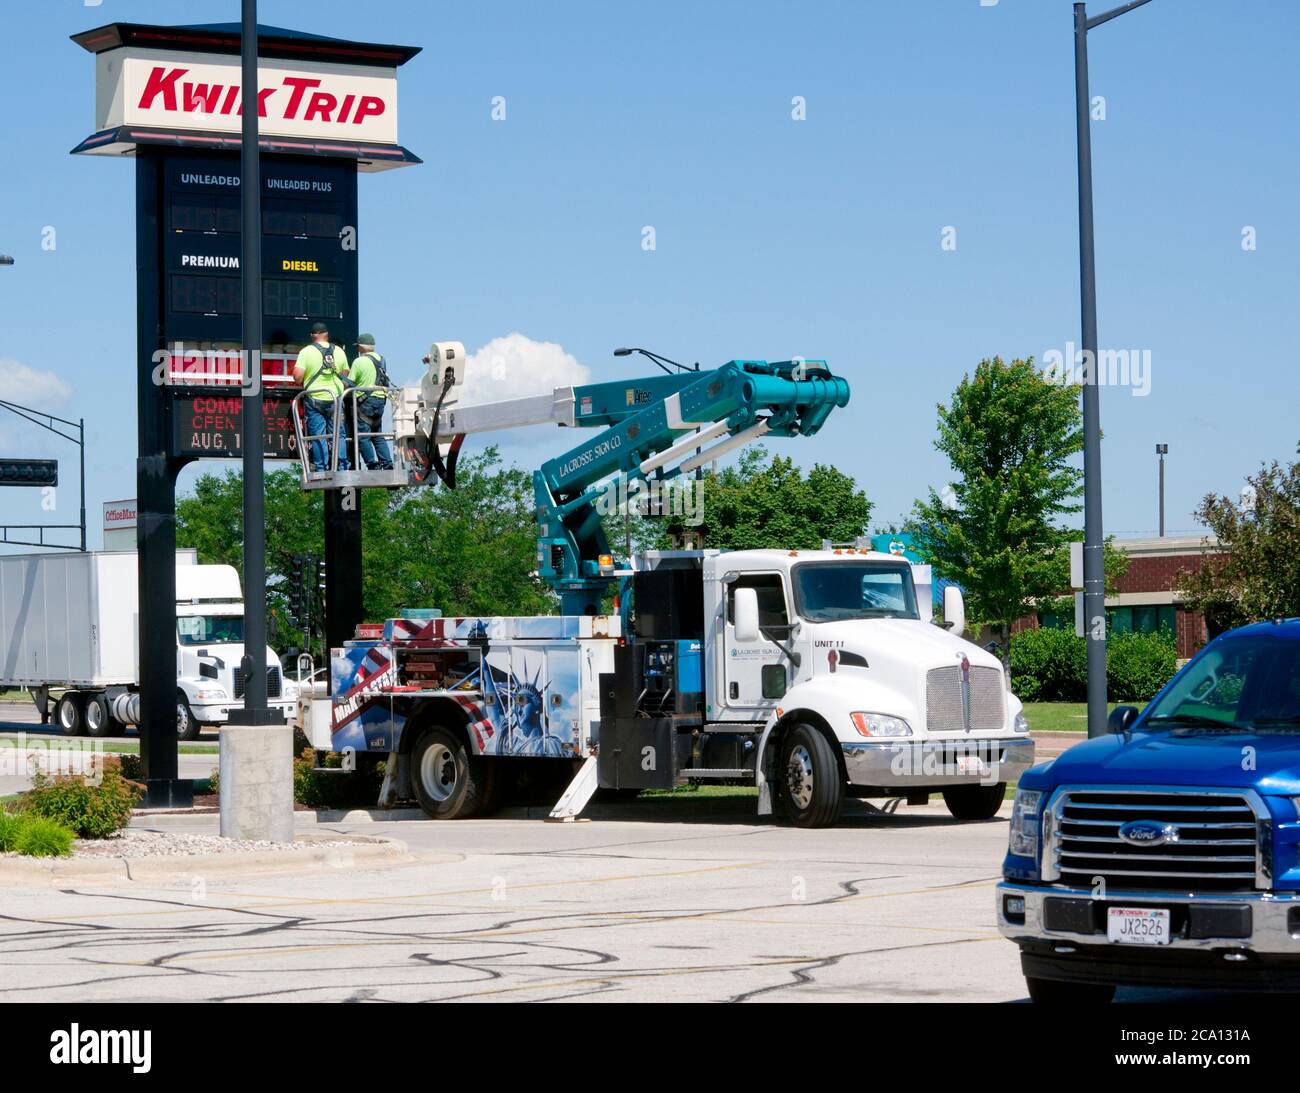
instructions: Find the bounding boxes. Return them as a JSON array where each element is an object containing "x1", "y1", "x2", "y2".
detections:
[
  {"x1": 0, "y1": 459, "x2": 58, "y2": 487},
  {"x1": 289, "y1": 554, "x2": 305, "y2": 625}
]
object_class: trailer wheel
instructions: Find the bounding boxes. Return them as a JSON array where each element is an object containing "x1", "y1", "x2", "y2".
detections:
[
  {"x1": 83, "y1": 693, "x2": 114, "y2": 738},
  {"x1": 176, "y1": 694, "x2": 201, "y2": 742},
  {"x1": 941, "y1": 782, "x2": 1006, "y2": 821},
  {"x1": 778, "y1": 723, "x2": 843, "y2": 828},
  {"x1": 55, "y1": 693, "x2": 85, "y2": 736},
  {"x1": 411, "y1": 726, "x2": 492, "y2": 820},
  {"x1": 1025, "y1": 976, "x2": 1115, "y2": 1004}
]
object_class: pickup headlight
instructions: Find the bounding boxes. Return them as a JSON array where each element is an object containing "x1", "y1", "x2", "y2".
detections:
[
  {"x1": 193, "y1": 687, "x2": 229, "y2": 703},
  {"x1": 850, "y1": 712, "x2": 912, "y2": 738},
  {"x1": 1014, "y1": 711, "x2": 1030, "y2": 735},
  {"x1": 1008, "y1": 788, "x2": 1042, "y2": 858}
]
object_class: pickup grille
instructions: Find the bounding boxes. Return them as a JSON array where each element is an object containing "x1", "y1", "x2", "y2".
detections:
[
  {"x1": 233, "y1": 667, "x2": 281, "y2": 700},
  {"x1": 1048, "y1": 788, "x2": 1262, "y2": 892},
  {"x1": 925, "y1": 665, "x2": 1004, "y2": 733}
]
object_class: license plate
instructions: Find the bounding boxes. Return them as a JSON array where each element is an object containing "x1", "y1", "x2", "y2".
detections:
[
  {"x1": 1107, "y1": 906, "x2": 1171, "y2": 946},
  {"x1": 956, "y1": 755, "x2": 988, "y2": 775}
]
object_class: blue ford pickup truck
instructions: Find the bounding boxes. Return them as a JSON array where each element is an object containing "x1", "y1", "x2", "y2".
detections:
[{"x1": 998, "y1": 618, "x2": 1300, "y2": 1002}]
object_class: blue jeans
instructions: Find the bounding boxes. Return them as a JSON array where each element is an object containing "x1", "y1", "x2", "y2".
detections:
[
  {"x1": 358, "y1": 404, "x2": 393, "y2": 469},
  {"x1": 304, "y1": 399, "x2": 349, "y2": 471}
]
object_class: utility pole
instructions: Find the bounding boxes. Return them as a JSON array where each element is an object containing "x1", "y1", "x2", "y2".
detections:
[{"x1": 1073, "y1": 0, "x2": 1156, "y2": 738}]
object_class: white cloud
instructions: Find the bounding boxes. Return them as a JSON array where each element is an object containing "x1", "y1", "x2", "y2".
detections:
[
  {"x1": 0, "y1": 360, "x2": 72, "y2": 407},
  {"x1": 456, "y1": 334, "x2": 591, "y2": 406}
]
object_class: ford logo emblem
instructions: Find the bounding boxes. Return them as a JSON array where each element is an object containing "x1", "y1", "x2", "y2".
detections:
[{"x1": 1118, "y1": 820, "x2": 1180, "y2": 847}]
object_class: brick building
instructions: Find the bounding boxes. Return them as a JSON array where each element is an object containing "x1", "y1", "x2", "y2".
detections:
[{"x1": 1020, "y1": 535, "x2": 1220, "y2": 660}]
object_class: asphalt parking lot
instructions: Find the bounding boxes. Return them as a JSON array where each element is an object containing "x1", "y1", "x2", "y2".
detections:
[{"x1": 0, "y1": 796, "x2": 1255, "y2": 1004}]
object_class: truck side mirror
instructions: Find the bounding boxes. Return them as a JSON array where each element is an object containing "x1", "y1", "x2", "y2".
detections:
[
  {"x1": 943, "y1": 585, "x2": 966, "y2": 638},
  {"x1": 1108, "y1": 705, "x2": 1140, "y2": 734},
  {"x1": 734, "y1": 587, "x2": 760, "y2": 644}
]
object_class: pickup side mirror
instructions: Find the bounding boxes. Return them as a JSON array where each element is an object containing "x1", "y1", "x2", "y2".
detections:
[
  {"x1": 1108, "y1": 705, "x2": 1140, "y2": 734},
  {"x1": 733, "y1": 587, "x2": 760, "y2": 644},
  {"x1": 943, "y1": 585, "x2": 966, "y2": 638}
]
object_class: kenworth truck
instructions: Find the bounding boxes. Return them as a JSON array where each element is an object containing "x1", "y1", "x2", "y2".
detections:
[
  {"x1": 0, "y1": 549, "x2": 295, "y2": 740},
  {"x1": 998, "y1": 618, "x2": 1300, "y2": 1001},
  {"x1": 295, "y1": 346, "x2": 1032, "y2": 824}
]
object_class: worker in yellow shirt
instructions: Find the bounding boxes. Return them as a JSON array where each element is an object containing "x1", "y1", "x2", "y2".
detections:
[{"x1": 292, "y1": 321, "x2": 351, "y2": 472}]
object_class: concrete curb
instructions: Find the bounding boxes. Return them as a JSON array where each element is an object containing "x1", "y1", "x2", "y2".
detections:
[
  {"x1": 0, "y1": 834, "x2": 410, "y2": 887},
  {"x1": 133, "y1": 807, "x2": 429, "y2": 827}
]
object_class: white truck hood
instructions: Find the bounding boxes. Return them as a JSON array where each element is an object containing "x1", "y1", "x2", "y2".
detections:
[{"x1": 799, "y1": 617, "x2": 1001, "y2": 676}]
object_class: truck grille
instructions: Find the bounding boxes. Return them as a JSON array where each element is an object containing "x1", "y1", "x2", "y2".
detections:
[
  {"x1": 925, "y1": 665, "x2": 1004, "y2": 733},
  {"x1": 233, "y1": 667, "x2": 281, "y2": 700},
  {"x1": 1048, "y1": 788, "x2": 1263, "y2": 892}
]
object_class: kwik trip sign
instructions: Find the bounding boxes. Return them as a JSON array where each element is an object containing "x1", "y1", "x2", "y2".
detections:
[{"x1": 95, "y1": 48, "x2": 399, "y2": 144}]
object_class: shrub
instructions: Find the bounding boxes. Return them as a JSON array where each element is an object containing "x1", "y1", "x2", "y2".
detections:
[
  {"x1": 118, "y1": 753, "x2": 144, "y2": 781},
  {"x1": 1009, "y1": 626, "x2": 1087, "y2": 702},
  {"x1": 292, "y1": 749, "x2": 385, "y2": 809},
  {"x1": 1010, "y1": 625, "x2": 1178, "y2": 704},
  {"x1": 0, "y1": 811, "x2": 25, "y2": 852},
  {"x1": 14, "y1": 816, "x2": 75, "y2": 857},
  {"x1": 1108, "y1": 629, "x2": 1178, "y2": 702},
  {"x1": 24, "y1": 756, "x2": 143, "y2": 838}
]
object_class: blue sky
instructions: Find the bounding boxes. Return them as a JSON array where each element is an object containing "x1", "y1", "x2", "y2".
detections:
[{"x1": 1, "y1": 0, "x2": 1296, "y2": 550}]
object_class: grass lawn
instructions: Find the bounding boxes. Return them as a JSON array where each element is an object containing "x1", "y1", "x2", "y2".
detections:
[
  {"x1": 0, "y1": 735, "x2": 217, "y2": 755},
  {"x1": 1021, "y1": 702, "x2": 1089, "y2": 733}
]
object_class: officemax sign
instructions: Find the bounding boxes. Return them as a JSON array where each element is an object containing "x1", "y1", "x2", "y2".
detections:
[{"x1": 94, "y1": 48, "x2": 399, "y2": 144}]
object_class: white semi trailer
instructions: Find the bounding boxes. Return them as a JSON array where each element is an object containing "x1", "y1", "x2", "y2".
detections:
[{"x1": 0, "y1": 549, "x2": 294, "y2": 739}]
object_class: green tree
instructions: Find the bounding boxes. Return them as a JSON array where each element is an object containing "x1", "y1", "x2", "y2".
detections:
[
  {"x1": 1184, "y1": 459, "x2": 1300, "y2": 631},
  {"x1": 671, "y1": 445, "x2": 871, "y2": 550},
  {"x1": 175, "y1": 447, "x2": 555, "y2": 656},
  {"x1": 911, "y1": 356, "x2": 1084, "y2": 671}
]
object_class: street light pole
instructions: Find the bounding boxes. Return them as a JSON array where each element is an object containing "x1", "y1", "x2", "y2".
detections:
[
  {"x1": 1156, "y1": 443, "x2": 1168, "y2": 536},
  {"x1": 234, "y1": 0, "x2": 275, "y2": 725},
  {"x1": 1073, "y1": 0, "x2": 1156, "y2": 738}
]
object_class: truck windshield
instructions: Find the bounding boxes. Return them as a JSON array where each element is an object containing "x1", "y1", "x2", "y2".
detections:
[
  {"x1": 793, "y1": 562, "x2": 919, "y2": 622},
  {"x1": 1144, "y1": 635, "x2": 1300, "y2": 730},
  {"x1": 177, "y1": 615, "x2": 245, "y2": 646}
]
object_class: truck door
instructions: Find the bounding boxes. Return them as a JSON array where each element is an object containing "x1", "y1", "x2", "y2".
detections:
[{"x1": 722, "y1": 573, "x2": 790, "y2": 715}]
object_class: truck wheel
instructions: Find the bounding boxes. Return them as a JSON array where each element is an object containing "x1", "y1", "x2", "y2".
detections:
[
  {"x1": 1026, "y1": 976, "x2": 1116, "y2": 1004},
  {"x1": 942, "y1": 782, "x2": 1006, "y2": 821},
  {"x1": 176, "y1": 695, "x2": 201, "y2": 742},
  {"x1": 411, "y1": 726, "x2": 492, "y2": 819},
  {"x1": 779, "y1": 724, "x2": 843, "y2": 828},
  {"x1": 55, "y1": 693, "x2": 85, "y2": 736},
  {"x1": 83, "y1": 693, "x2": 114, "y2": 738}
]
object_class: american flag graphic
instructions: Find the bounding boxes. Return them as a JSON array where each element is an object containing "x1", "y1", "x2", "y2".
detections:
[{"x1": 332, "y1": 647, "x2": 397, "y2": 732}]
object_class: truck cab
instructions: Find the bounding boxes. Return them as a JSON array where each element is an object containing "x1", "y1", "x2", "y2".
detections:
[
  {"x1": 173, "y1": 564, "x2": 296, "y2": 739},
  {"x1": 601, "y1": 547, "x2": 1034, "y2": 826},
  {"x1": 997, "y1": 618, "x2": 1300, "y2": 1002}
]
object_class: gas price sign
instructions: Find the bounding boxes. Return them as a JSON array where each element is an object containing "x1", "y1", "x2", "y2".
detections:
[
  {"x1": 174, "y1": 395, "x2": 299, "y2": 459},
  {"x1": 160, "y1": 152, "x2": 358, "y2": 348}
]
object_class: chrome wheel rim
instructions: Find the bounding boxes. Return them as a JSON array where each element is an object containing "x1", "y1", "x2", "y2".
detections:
[
  {"x1": 59, "y1": 701, "x2": 77, "y2": 731},
  {"x1": 420, "y1": 742, "x2": 458, "y2": 803},
  {"x1": 86, "y1": 701, "x2": 103, "y2": 732},
  {"x1": 786, "y1": 744, "x2": 815, "y2": 810},
  {"x1": 176, "y1": 702, "x2": 189, "y2": 738}
]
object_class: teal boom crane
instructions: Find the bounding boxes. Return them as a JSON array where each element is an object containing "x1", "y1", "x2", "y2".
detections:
[{"x1": 297, "y1": 346, "x2": 851, "y2": 614}]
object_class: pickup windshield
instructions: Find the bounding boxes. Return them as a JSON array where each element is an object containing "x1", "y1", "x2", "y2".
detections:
[
  {"x1": 177, "y1": 615, "x2": 245, "y2": 646},
  {"x1": 1143, "y1": 634, "x2": 1300, "y2": 731},
  {"x1": 793, "y1": 561, "x2": 919, "y2": 622}
]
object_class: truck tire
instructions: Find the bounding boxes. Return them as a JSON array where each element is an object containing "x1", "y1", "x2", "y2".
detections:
[
  {"x1": 1026, "y1": 976, "x2": 1116, "y2": 1004},
  {"x1": 411, "y1": 726, "x2": 493, "y2": 819},
  {"x1": 176, "y1": 694, "x2": 201, "y2": 742},
  {"x1": 942, "y1": 782, "x2": 1006, "y2": 821},
  {"x1": 779, "y1": 723, "x2": 843, "y2": 828},
  {"x1": 55, "y1": 693, "x2": 85, "y2": 736},
  {"x1": 83, "y1": 693, "x2": 114, "y2": 738}
]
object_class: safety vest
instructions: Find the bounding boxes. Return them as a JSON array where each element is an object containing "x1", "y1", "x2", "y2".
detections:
[{"x1": 298, "y1": 342, "x2": 349, "y2": 402}]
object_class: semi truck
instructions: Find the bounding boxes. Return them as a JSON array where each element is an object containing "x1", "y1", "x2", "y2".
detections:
[
  {"x1": 295, "y1": 346, "x2": 1033, "y2": 824},
  {"x1": 997, "y1": 618, "x2": 1300, "y2": 1001},
  {"x1": 0, "y1": 549, "x2": 295, "y2": 740}
]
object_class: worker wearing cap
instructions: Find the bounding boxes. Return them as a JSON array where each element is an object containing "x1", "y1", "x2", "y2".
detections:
[
  {"x1": 292, "y1": 321, "x2": 351, "y2": 472},
  {"x1": 349, "y1": 333, "x2": 394, "y2": 470}
]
